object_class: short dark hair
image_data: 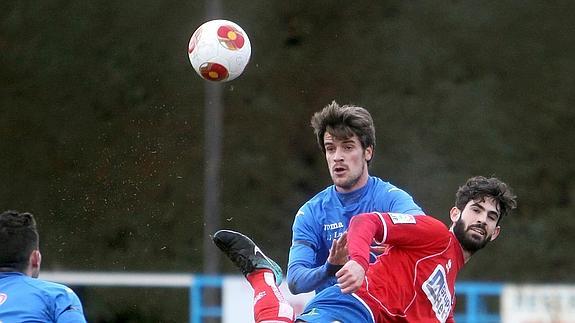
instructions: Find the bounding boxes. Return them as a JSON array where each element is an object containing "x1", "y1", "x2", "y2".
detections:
[
  {"x1": 0, "y1": 211, "x2": 39, "y2": 272},
  {"x1": 455, "y1": 176, "x2": 517, "y2": 223},
  {"x1": 310, "y1": 101, "x2": 376, "y2": 154}
]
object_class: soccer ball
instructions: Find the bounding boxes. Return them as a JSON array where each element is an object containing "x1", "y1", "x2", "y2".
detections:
[{"x1": 188, "y1": 19, "x2": 251, "y2": 82}]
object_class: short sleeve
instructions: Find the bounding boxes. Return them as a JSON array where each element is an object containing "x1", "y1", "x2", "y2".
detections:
[{"x1": 53, "y1": 286, "x2": 86, "y2": 323}]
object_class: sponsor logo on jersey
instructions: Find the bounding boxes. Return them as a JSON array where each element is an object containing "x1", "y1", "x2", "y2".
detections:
[
  {"x1": 324, "y1": 222, "x2": 345, "y2": 241},
  {"x1": 300, "y1": 307, "x2": 320, "y2": 316},
  {"x1": 422, "y1": 264, "x2": 452, "y2": 323},
  {"x1": 0, "y1": 293, "x2": 7, "y2": 305},
  {"x1": 323, "y1": 222, "x2": 344, "y2": 230},
  {"x1": 388, "y1": 213, "x2": 416, "y2": 224}
]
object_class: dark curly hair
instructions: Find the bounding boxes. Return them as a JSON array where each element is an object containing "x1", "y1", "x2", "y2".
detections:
[{"x1": 455, "y1": 176, "x2": 517, "y2": 224}]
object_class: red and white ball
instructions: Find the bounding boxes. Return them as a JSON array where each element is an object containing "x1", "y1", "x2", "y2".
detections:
[{"x1": 188, "y1": 19, "x2": 251, "y2": 82}]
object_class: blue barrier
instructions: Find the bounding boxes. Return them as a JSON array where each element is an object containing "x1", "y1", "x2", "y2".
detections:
[
  {"x1": 191, "y1": 276, "x2": 503, "y2": 323},
  {"x1": 455, "y1": 282, "x2": 503, "y2": 323},
  {"x1": 191, "y1": 276, "x2": 223, "y2": 323}
]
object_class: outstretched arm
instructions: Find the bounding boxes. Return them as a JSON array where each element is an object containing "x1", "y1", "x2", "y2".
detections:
[
  {"x1": 338, "y1": 212, "x2": 450, "y2": 294},
  {"x1": 337, "y1": 213, "x2": 384, "y2": 293}
]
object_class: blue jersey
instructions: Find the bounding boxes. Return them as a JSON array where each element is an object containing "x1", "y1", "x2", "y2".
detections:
[
  {"x1": 287, "y1": 176, "x2": 422, "y2": 294},
  {"x1": 0, "y1": 272, "x2": 86, "y2": 323}
]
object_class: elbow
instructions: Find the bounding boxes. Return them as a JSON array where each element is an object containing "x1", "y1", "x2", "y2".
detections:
[
  {"x1": 288, "y1": 281, "x2": 299, "y2": 295},
  {"x1": 287, "y1": 273, "x2": 303, "y2": 295}
]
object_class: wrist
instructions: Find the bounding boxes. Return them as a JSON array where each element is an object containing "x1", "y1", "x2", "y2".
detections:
[
  {"x1": 350, "y1": 257, "x2": 369, "y2": 273},
  {"x1": 325, "y1": 262, "x2": 343, "y2": 276}
]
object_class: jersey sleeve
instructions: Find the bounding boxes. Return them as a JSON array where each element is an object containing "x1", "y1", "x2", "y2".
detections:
[
  {"x1": 347, "y1": 212, "x2": 450, "y2": 271},
  {"x1": 287, "y1": 205, "x2": 338, "y2": 294},
  {"x1": 446, "y1": 305, "x2": 455, "y2": 323},
  {"x1": 290, "y1": 205, "x2": 321, "y2": 249},
  {"x1": 52, "y1": 286, "x2": 86, "y2": 323},
  {"x1": 378, "y1": 212, "x2": 450, "y2": 249},
  {"x1": 347, "y1": 213, "x2": 385, "y2": 272}
]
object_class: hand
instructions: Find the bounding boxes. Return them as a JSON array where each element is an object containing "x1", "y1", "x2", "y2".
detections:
[
  {"x1": 335, "y1": 260, "x2": 365, "y2": 294},
  {"x1": 327, "y1": 232, "x2": 348, "y2": 265}
]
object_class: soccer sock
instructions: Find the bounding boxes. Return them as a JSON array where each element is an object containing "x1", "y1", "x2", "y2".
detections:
[{"x1": 247, "y1": 269, "x2": 294, "y2": 323}]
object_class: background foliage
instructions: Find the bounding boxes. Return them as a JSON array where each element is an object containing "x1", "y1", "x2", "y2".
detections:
[{"x1": 1, "y1": 0, "x2": 574, "y2": 321}]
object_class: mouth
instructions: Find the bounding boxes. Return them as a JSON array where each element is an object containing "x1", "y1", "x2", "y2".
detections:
[
  {"x1": 468, "y1": 226, "x2": 486, "y2": 236},
  {"x1": 332, "y1": 166, "x2": 347, "y2": 176}
]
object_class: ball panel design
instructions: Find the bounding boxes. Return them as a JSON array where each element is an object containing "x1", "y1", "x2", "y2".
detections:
[
  {"x1": 217, "y1": 25, "x2": 246, "y2": 50},
  {"x1": 188, "y1": 19, "x2": 251, "y2": 82},
  {"x1": 199, "y1": 62, "x2": 229, "y2": 81}
]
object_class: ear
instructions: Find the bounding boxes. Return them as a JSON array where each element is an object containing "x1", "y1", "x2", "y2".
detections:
[
  {"x1": 449, "y1": 207, "x2": 461, "y2": 223},
  {"x1": 364, "y1": 146, "x2": 374, "y2": 162},
  {"x1": 30, "y1": 250, "x2": 42, "y2": 267},
  {"x1": 28, "y1": 250, "x2": 42, "y2": 276},
  {"x1": 490, "y1": 226, "x2": 501, "y2": 241}
]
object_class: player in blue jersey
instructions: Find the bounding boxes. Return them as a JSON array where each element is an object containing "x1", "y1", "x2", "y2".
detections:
[
  {"x1": 287, "y1": 101, "x2": 423, "y2": 294},
  {"x1": 0, "y1": 210, "x2": 86, "y2": 322}
]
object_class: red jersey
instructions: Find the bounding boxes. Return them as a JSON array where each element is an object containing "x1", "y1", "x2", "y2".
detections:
[{"x1": 347, "y1": 212, "x2": 465, "y2": 323}]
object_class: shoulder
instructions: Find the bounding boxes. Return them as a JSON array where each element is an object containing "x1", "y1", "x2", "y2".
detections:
[
  {"x1": 296, "y1": 185, "x2": 334, "y2": 216},
  {"x1": 370, "y1": 177, "x2": 410, "y2": 195},
  {"x1": 22, "y1": 276, "x2": 79, "y2": 299},
  {"x1": 306, "y1": 185, "x2": 335, "y2": 204},
  {"x1": 415, "y1": 215, "x2": 453, "y2": 241},
  {"x1": 384, "y1": 213, "x2": 450, "y2": 236},
  {"x1": 368, "y1": 177, "x2": 422, "y2": 213},
  {"x1": 420, "y1": 215, "x2": 450, "y2": 231}
]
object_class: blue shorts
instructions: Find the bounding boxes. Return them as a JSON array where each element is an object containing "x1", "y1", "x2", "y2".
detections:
[{"x1": 296, "y1": 286, "x2": 374, "y2": 323}]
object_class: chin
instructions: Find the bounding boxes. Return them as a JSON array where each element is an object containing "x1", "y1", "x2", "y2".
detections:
[
  {"x1": 335, "y1": 177, "x2": 361, "y2": 190},
  {"x1": 465, "y1": 236, "x2": 490, "y2": 252},
  {"x1": 332, "y1": 178, "x2": 348, "y2": 188}
]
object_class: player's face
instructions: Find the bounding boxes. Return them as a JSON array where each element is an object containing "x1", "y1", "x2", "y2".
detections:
[
  {"x1": 323, "y1": 132, "x2": 372, "y2": 193},
  {"x1": 451, "y1": 197, "x2": 501, "y2": 253}
]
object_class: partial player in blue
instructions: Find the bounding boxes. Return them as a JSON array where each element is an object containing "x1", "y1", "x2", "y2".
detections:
[
  {"x1": 0, "y1": 210, "x2": 86, "y2": 322},
  {"x1": 288, "y1": 101, "x2": 423, "y2": 294}
]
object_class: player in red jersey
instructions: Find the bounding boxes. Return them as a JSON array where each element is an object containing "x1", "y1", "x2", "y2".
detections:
[{"x1": 213, "y1": 176, "x2": 517, "y2": 322}]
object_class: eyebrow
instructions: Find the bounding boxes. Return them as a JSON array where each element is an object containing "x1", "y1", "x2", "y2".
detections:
[
  {"x1": 324, "y1": 138, "x2": 357, "y2": 145},
  {"x1": 471, "y1": 202, "x2": 500, "y2": 218}
]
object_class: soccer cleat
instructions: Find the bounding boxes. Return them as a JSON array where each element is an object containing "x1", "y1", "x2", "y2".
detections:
[{"x1": 212, "y1": 229, "x2": 283, "y2": 286}]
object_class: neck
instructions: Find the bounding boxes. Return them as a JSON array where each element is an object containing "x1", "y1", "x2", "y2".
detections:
[{"x1": 450, "y1": 226, "x2": 474, "y2": 263}]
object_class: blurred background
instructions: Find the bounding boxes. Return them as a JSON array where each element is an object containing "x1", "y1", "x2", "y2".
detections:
[{"x1": 1, "y1": 0, "x2": 574, "y2": 321}]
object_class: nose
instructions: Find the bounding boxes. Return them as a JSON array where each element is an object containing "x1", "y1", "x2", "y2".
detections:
[
  {"x1": 476, "y1": 212, "x2": 488, "y2": 225},
  {"x1": 332, "y1": 147, "x2": 344, "y2": 161}
]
